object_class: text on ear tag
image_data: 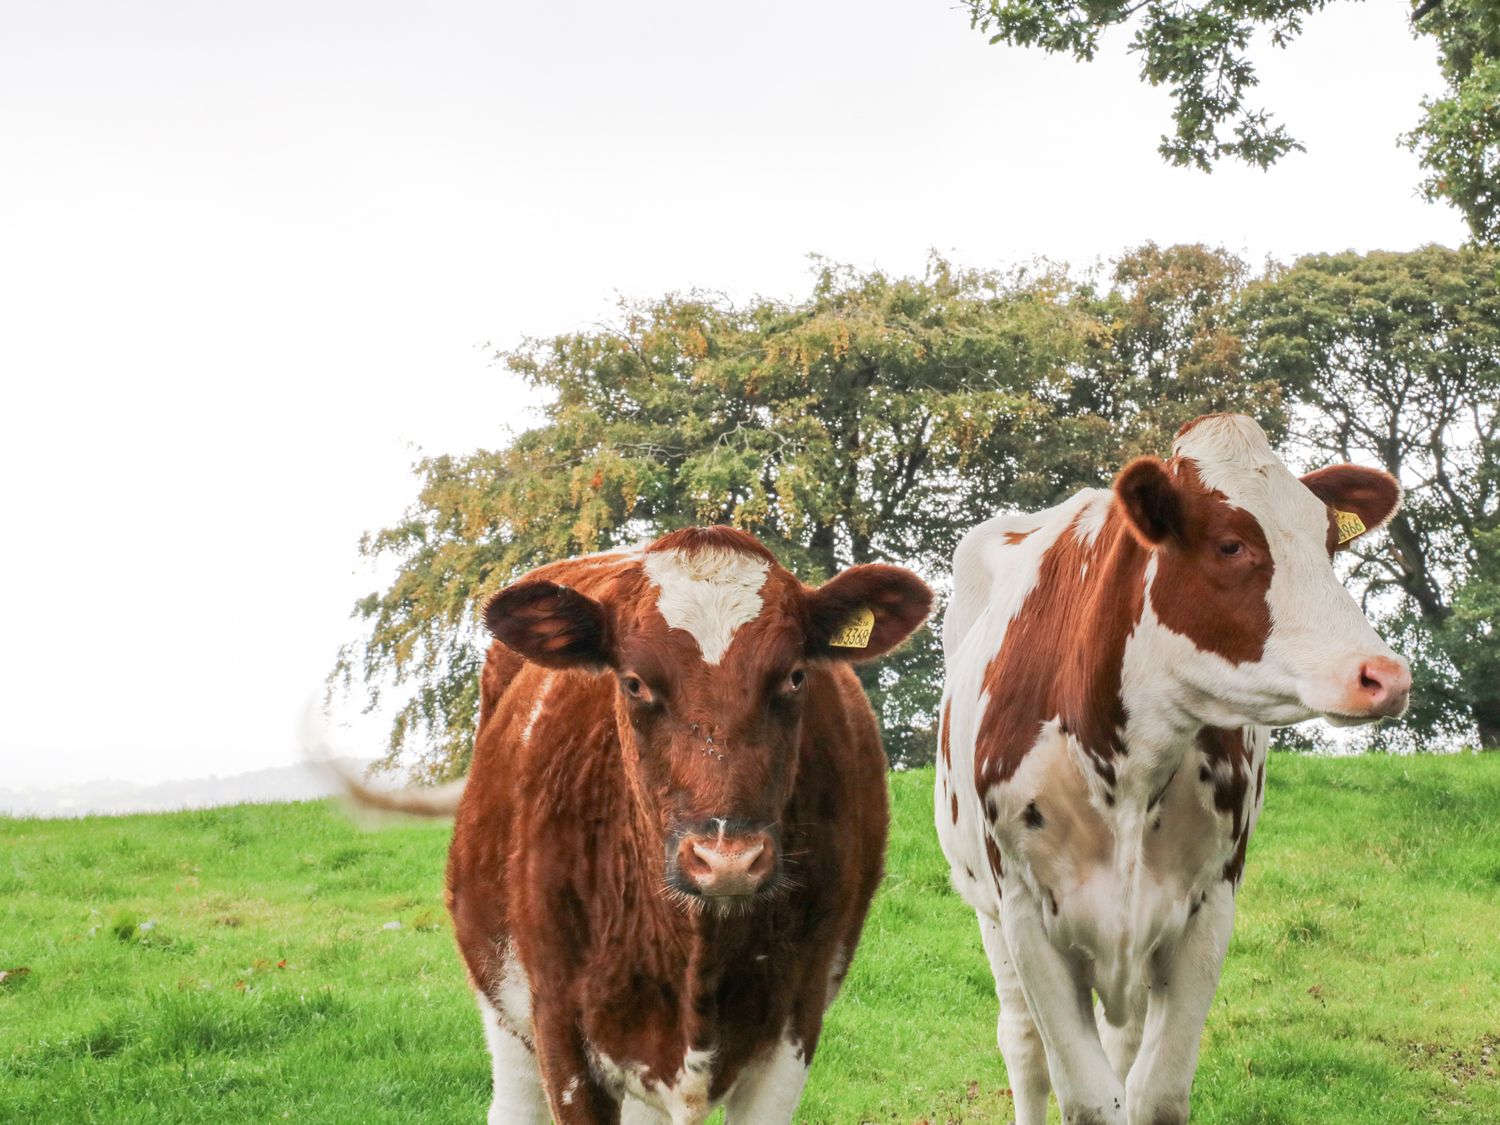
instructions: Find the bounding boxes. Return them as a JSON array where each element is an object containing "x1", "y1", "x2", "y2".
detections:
[
  {"x1": 1334, "y1": 509, "x2": 1367, "y2": 544},
  {"x1": 829, "y1": 606, "x2": 875, "y2": 649}
]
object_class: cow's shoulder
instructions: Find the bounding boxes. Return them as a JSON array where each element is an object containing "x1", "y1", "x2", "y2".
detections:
[
  {"x1": 946, "y1": 489, "x2": 1112, "y2": 659},
  {"x1": 465, "y1": 661, "x2": 620, "y2": 839}
]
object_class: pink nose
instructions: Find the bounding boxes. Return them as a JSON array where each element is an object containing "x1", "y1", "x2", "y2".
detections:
[
  {"x1": 677, "y1": 832, "x2": 777, "y2": 897},
  {"x1": 1354, "y1": 655, "x2": 1411, "y2": 717}
]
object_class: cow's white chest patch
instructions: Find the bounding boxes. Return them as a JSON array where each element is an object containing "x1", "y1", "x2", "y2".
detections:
[
  {"x1": 592, "y1": 1044, "x2": 718, "y2": 1124},
  {"x1": 644, "y1": 548, "x2": 769, "y2": 664}
]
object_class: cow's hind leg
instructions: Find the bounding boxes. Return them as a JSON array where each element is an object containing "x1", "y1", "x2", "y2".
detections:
[
  {"x1": 475, "y1": 992, "x2": 549, "y2": 1125},
  {"x1": 980, "y1": 915, "x2": 1051, "y2": 1125}
]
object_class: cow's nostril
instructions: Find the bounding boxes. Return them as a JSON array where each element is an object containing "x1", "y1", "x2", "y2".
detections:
[
  {"x1": 684, "y1": 844, "x2": 715, "y2": 879},
  {"x1": 746, "y1": 846, "x2": 775, "y2": 881},
  {"x1": 1352, "y1": 656, "x2": 1411, "y2": 716},
  {"x1": 678, "y1": 833, "x2": 776, "y2": 896}
]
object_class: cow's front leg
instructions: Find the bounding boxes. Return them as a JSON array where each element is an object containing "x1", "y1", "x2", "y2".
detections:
[
  {"x1": 979, "y1": 915, "x2": 1051, "y2": 1125},
  {"x1": 1001, "y1": 892, "x2": 1125, "y2": 1125},
  {"x1": 532, "y1": 1004, "x2": 621, "y2": 1125},
  {"x1": 475, "y1": 991, "x2": 550, "y2": 1124},
  {"x1": 1125, "y1": 882, "x2": 1235, "y2": 1125},
  {"x1": 723, "y1": 1030, "x2": 811, "y2": 1123},
  {"x1": 1095, "y1": 998, "x2": 1144, "y2": 1084}
]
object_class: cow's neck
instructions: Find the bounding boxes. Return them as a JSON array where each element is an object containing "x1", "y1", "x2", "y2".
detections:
[{"x1": 1054, "y1": 511, "x2": 1204, "y2": 802}]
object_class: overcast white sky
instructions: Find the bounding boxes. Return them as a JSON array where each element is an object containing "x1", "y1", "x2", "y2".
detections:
[{"x1": 0, "y1": 1, "x2": 1466, "y2": 789}]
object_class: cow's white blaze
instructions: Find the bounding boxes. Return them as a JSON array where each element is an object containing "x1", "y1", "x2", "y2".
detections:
[
  {"x1": 1170, "y1": 414, "x2": 1403, "y2": 726},
  {"x1": 644, "y1": 547, "x2": 769, "y2": 664}
]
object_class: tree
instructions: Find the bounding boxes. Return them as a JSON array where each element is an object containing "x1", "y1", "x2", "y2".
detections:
[
  {"x1": 1404, "y1": 1, "x2": 1500, "y2": 243},
  {"x1": 334, "y1": 259, "x2": 1087, "y2": 778},
  {"x1": 1072, "y1": 242, "x2": 1290, "y2": 454},
  {"x1": 1235, "y1": 244, "x2": 1500, "y2": 748},
  {"x1": 335, "y1": 251, "x2": 1289, "y2": 779},
  {"x1": 960, "y1": 1, "x2": 1500, "y2": 242}
]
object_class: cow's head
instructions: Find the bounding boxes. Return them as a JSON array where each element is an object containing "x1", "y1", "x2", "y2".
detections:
[
  {"x1": 1114, "y1": 413, "x2": 1409, "y2": 731},
  {"x1": 484, "y1": 527, "x2": 931, "y2": 910}
]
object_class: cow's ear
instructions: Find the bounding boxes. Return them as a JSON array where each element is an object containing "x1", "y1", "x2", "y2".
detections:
[
  {"x1": 1115, "y1": 456, "x2": 1183, "y2": 546},
  {"x1": 1300, "y1": 465, "x2": 1401, "y2": 549},
  {"x1": 484, "y1": 581, "x2": 612, "y2": 669},
  {"x1": 804, "y1": 564, "x2": 932, "y2": 663}
]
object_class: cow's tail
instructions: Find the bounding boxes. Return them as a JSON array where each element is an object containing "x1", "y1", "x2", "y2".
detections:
[
  {"x1": 329, "y1": 762, "x2": 466, "y2": 818},
  {"x1": 302, "y1": 706, "x2": 465, "y2": 818}
]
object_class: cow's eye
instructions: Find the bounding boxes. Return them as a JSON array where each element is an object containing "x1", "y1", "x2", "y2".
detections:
[
  {"x1": 620, "y1": 675, "x2": 654, "y2": 703},
  {"x1": 783, "y1": 668, "x2": 807, "y2": 695},
  {"x1": 1217, "y1": 541, "x2": 1244, "y2": 558}
]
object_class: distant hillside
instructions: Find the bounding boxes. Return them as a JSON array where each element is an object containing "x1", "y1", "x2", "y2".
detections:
[{"x1": 0, "y1": 758, "x2": 378, "y2": 818}]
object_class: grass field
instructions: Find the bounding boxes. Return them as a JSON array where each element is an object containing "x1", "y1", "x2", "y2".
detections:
[{"x1": 4, "y1": 754, "x2": 1499, "y2": 1123}]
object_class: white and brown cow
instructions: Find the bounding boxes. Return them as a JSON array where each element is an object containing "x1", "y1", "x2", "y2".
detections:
[
  {"x1": 448, "y1": 526, "x2": 930, "y2": 1123},
  {"x1": 936, "y1": 414, "x2": 1409, "y2": 1125}
]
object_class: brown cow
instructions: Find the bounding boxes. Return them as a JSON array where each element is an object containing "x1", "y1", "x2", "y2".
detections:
[{"x1": 447, "y1": 527, "x2": 930, "y2": 1123}]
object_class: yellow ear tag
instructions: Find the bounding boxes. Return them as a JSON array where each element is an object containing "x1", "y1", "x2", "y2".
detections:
[
  {"x1": 828, "y1": 606, "x2": 876, "y2": 649},
  {"x1": 1334, "y1": 509, "x2": 1367, "y2": 544}
]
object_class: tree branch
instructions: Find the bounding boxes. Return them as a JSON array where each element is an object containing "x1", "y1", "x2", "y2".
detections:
[{"x1": 1412, "y1": 0, "x2": 1444, "y2": 24}]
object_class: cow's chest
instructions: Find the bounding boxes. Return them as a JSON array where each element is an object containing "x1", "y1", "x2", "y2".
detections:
[
  {"x1": 980, "y1": 722, "x2": 1265, "y2": 1014},
  {"x1": 565, "y1": 934, "x2": 795, "y2": 1109},
  {"x1": 585, "y1": 1040, "x2": 717, "y2": 1122}
]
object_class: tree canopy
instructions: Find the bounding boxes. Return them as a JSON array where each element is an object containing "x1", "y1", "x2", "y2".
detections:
[
  {"x1": 333, "y1": 248, "x2": 1282, "y2": 779},
  {"x1": 335, "y1": 243, "x2": 1499, "y2": 777},
  {"x1": 960, "y1": 1, "x2": 1500, "y2": 242}
]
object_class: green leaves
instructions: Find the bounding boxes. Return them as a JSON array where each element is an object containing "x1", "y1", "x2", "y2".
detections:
[
  {"x1": 335, "y1": 248, "x2": 1292, "y2": 775},
  {"x1": 963, "y1": 0, "x2": 1500, "y2": 242},
  {"x1": 1406, "y1": 51, "x2": 1500, "y2": 244},
  {"x1": 337, "y1": 244, "x2": 1500, "y2": 767},
  {"x1": 965, "y1": 1, "x2": 1320, "y2": 170}
]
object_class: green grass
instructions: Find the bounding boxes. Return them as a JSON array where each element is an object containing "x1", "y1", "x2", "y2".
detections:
[{"x1": 4, "y1": 755, "x2": 1499, "y2": 1123}]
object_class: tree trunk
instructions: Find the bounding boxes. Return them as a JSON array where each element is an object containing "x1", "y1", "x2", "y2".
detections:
[
  {"x1": 1385, "y1": 513, "x2": 1451, "y2": 623},
  {"x1": 807, "y1": 523, "x2": 837, "y2": 579},
  {"x1": 1471, "y1": 696, "x2": 1500, "y2": 751}
]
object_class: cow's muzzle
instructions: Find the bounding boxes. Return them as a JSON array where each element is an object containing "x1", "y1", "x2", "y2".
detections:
[
  {"x1": 1312, "y1": 652, "x2": 1412, "y2": 726},
  {"x1": 668, "y1": 820, "x2": 781, "y2": 901}
]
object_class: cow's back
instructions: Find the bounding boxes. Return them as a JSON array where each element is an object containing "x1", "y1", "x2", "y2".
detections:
[{"x1": 937, "y1": 490, "x2": 1109, "y2": 917}]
